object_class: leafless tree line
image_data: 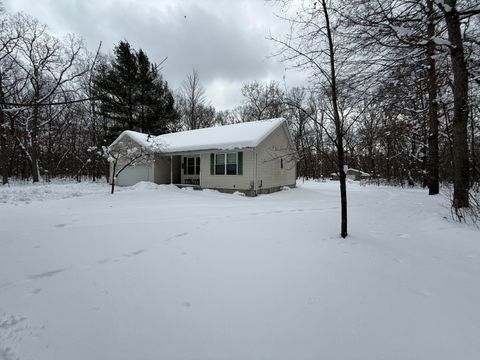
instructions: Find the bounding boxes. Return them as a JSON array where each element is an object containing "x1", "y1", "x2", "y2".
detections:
[
  {"x1": 1, "y1": 2, "x2": 479, "y2": 229},
  {"x1": 0, "y1": 11, "x2": 101, "y2": 184}
]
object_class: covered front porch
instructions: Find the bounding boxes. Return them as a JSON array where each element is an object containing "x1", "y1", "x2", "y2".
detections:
[{"x1": 154, "y1": 154, "x2": 202, "y2": 187}]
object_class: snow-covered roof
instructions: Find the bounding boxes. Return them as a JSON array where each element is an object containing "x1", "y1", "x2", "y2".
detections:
[
  {"x1": 111, "y1": 118, "x2": 287, "y2": 153},
  {"x1": 346, "y1": 168, "x2": 370, "y2": 176}
]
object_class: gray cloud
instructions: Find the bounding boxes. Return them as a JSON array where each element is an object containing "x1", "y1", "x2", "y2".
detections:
[{"x1": 5, "y1": 0, "x2": 305, "y2": 110}]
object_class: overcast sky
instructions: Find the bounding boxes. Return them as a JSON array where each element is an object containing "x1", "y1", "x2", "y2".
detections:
[{"x1": 5, "y1": 0, "x2": 305, "y2": 110}]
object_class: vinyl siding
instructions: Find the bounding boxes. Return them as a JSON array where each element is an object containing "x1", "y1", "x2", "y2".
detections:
[
  {"x1": 255, "y1": 124, "x2": 296, "y2": 189},
  {"x1": 199, "y1": 150, "x2": 255, "y2": 190}
]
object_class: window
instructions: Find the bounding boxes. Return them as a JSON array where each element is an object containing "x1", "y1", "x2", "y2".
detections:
[
  {"x1": 215, "y1": 153, "x2": 237, "y2": 175},
  {"x1": 226, "y1": 153, "x2": 237, "y2": 175},
  {"x1": 280, "y1": 158, "x2": 283, "y2": 169},
  {"x1": 184, "y1": 156, "x2": 200, "y2": 175},
  {"x1": 215, "y1": 154, "x2": 225, "y2": 175},
  {"x1": 211, "y1": 152, "x2": 243, "y2": 176}
]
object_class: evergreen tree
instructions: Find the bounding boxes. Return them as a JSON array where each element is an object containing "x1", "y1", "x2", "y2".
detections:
[{"x1": 94, "y1": 40, "x2": 178, "y2": 141}]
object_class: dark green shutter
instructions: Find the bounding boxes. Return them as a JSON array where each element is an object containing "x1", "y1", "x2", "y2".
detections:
[
  {"x1": 210, "y1": 153, "x2": 214, "y2": 175},
  {"x1": 238, "y1": 152, "x2": 243, "y2": 175},
  {"x1": 183, "y1": 157, "x2": 187, "y2": 175}
]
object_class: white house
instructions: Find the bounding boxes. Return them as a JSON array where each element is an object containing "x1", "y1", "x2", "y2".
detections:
[{"x1": 109, "y1": 118, "x2": 296, "y2": 196}]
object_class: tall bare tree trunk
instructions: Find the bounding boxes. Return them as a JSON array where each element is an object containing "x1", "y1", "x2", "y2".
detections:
[
  {"x1": 31, "y1": 103, "x2": 40, "y2": 183},
  {"x1": 441, "y1": 0, "x2": 470, "y2": 208},
  {"x1": 0, "y1": 72, "x2": 8, "y2": 185},
  {"x1": 0, "y1": 124, "x2": 8, "y2": 185},
  {"x1": 426, "y1": 0, "x2": 439, "y2": 195},
  {"x1": 322, "y1": 0, "x2": 347, "y2": 238},
  {"x1": 471, "y1": 105, "x2": 477, "y2": 185},
  {"x1": 110, "y1": 162, "x2": 116, "y2": 194}
]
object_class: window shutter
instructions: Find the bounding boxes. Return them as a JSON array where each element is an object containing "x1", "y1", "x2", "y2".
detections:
[
  {"x1": 238, "y1": 151, "x2": 243, "y2": 175},
  {"x1": 210, "y1": 153, "x2": 214, "y2": 175},
  {"x1": 183, "y1": 157, "x2": 187, "y2": 175}
]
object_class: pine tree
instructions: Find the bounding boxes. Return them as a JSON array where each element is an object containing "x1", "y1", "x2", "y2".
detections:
[{"x1": 93, "y1": 40, "x2": 178, "y2": 141}]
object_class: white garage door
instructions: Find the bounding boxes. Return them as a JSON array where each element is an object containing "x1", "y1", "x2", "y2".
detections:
[{"x1": 117, "y1": 165, "x2": 152, "y2": 186}]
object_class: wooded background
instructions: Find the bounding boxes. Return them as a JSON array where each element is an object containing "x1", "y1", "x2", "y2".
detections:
[{"x1": 0, "y1": 1, "x2": 478, "y2": 208}]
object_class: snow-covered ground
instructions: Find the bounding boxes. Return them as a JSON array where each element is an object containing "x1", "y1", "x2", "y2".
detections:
[{"x1": 0, "y1": 180, "x2": 479, "y2": 360}]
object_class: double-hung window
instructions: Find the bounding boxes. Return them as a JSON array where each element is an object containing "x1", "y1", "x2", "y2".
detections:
[
  {"x1": 215, "y1": 154, "x2": 226, "y2": 175},
  {"x1": 212, "y1": 152, "x2": 242, "y2": 175},
  {"x1": 226, "y1": 153, "x2": 237, "y2": 175}
]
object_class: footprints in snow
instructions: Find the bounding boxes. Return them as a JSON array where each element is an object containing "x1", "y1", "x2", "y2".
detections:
[
  {"x1": 165, "y1": 232, "x2": 188, "y2": 242},
  {"x1": 0, "y1": 312, "x2": 28, "y2": 360},
  {"x1": 369, "y1": 230, "x2": 412, "y2": 240},
  {"x1": 30, "y1": 288, "x2": 42, "y2": 295},
  {"x1": 27, "y1": 268, "x2": 65, "y2": 280},
  {"x1": 2, "y1": 230, "x2": 190, "y2": 295},
  {"x1": 0, "y1": 311, "x2": 43, "y2": 360},
  {"x1": 96, "y1": 248, "x2": 147, "y2": 265},
  {"x1": 124, "y1": 249, "x2": 146, "y2": 257},
  {"x1": 94, "y1": 230, "x2": 190, "y2": 266},
  {"x1": 247, "y1": 208, "x2": 333, "y2": 216},
  {"x1": 54, "y1": 216, "x2": 80, "y2": 229},
  {"x1": 181, "y1": 301, "x2": 192, "y2": 309}
]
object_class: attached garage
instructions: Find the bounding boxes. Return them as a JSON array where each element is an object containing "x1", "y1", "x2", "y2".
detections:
[{"x1": 116, "y1": 164, "x2": 154, "y2": 186}]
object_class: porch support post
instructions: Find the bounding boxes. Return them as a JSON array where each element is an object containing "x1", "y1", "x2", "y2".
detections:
[{"x1": 170, "y1": 155, "x2": 173, "y2": 184}]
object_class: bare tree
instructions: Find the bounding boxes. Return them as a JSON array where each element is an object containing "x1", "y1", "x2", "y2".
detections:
[
  {"x1": 436, "y1": 0, "x2": 477, "y2": 210},
  {"x1": 177, "y1": 69, "x2": 214, "y2": 130},
  {"x1": 241, "y1": 80, "x2": 285, "y2": 121},
  {"x1": 268, "y1": 0, "x2": 352, "y2": 238},
  {"x1": 7, "y1": 13, "x2": 88, "y2": 182},
  {"x1": 103, "y1": 138, "x2": 154, "y2": 194},
  {"x1": 0, "y1": 10, "x2": 23, "y2": 184}
]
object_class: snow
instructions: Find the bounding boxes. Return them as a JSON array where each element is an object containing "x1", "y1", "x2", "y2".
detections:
[
  {"x1": 0, "y1": 180, "x2": 109, "y2": 205},
  {"x1": 433, "y1": 37, "x2": 451, "y2": 46},
  {"x1": 1, "y1": 180, "x2": 480, "y2": 360},
  {"x1": 110, "y1": 118, "x2": 286, "y2": 153},
  {"x1": 391, "y1": 25, "x2": 414, "y2": 37}
]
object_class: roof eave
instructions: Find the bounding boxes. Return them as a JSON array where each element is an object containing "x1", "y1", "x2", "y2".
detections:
[{"x1": 155, "y1": 146, "x2": 256, "y2": 156}]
